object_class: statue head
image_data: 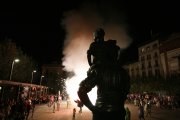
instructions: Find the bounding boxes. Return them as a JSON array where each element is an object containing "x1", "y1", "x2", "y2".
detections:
[{"x1": 93, "y1": 28, "x2": 105, "y2": 43}]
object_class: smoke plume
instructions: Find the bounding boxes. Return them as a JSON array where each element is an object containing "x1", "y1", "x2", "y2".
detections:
[{"x1": 61, "y1": 1, "x2": 132, "y2": 102}]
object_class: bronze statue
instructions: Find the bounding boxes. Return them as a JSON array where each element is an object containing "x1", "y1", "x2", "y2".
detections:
[{"x1": 78, "y1": 28, "x2": 130, "y2": 120}]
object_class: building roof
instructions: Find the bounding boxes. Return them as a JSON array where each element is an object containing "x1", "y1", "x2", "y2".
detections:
[{"x1": 0, "y1": 80, "x2": 48, "y2": 88}]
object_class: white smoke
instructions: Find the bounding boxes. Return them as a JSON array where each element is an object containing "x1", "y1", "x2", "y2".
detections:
[{"x1": 61, "y1": 1, "x2": 132, "y2": 103}]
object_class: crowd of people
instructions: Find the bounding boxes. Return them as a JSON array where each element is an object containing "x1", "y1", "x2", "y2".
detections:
[
  {"x1": 0, "y1": 93, "x2": 67, "y2": 120},
  {"x1": 0, "y1": 97, "x2": 36, "y2": 120},
  {"x1": 127, "y1": 93, "x2": 180, "y2": 111}
]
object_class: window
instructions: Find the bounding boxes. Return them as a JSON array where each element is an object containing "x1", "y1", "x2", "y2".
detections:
[
  {"x1": 153, "y1": 43, "x2": 157, "y2": 49},
  {"x1": 148, "y1": 61, "x2": 152, "y2": 68},
  {"x1": 142, "y1": 71, "x2": 146, "y2": 77},
  {"x1": 148, "y1": 70, "x2": 152, "y2": 77},
  {"x1": 147, "y1": 54, "x2": 151, "y2": 60},
  {"x1": 155, "y1": 69, "x2": 160, "y2": 76},
  {"x1": 146, "y1": 46, "x2": 150, "y2": 51},
  {"x1": 141, "y1": 63, "x2": 145, "y2": 69},
  {"x1": 154, "y1": 52, "x2": 158, "y2": 58},
  {"x1": 155, "y1": 60, "x2": 159, "y2": 67},
  {"x1": 141, "y1": 48, "x2": 145, "y2": 53},
  {"x1": 136, "y1": 67, "x2": 139, "y2": 70},
  {"x1": 141, "y1": 56, "x2": 145, "y2": 61}
]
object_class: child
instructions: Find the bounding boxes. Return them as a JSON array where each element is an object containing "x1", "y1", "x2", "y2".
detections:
[{"x1": 72, "y1": 108, "x2": 76, "y2": 119}]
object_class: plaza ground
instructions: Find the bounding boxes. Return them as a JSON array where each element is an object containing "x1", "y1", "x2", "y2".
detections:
[{"x1": 28, "y1": 101, "x2": 180, "y2": 120}]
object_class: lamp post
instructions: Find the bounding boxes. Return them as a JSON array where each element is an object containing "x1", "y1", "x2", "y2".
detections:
[
  {"x1": 30, "y1": 70, "x2": 36, "y2": 86},
  {"x1": 40, "y1": 75, "x2": 44, "y2": 96},
  {"x1": 40, "y1": 75, "x2": 44, "y2": 86},
  {"x1": 9, "y1": 58, "x2": 20, "y2": 81},
  {"x1": 29, "y1": 70, "x2": 36, "y2": 97}
]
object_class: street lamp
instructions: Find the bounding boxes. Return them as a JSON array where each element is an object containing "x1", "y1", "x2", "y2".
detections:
[
  {"x1": 40, "y1": 75, "x2": 44, "y2": 86},
  {"x1": 9, "y1": 58, "x2": 20, "y2": 81},
  {"x1": 30, "y1": 70, "x2": 36, "y2": 86},
  {"x1": 29, "y1": 70, "x2": 36, "y2": 98},
  {"x1": 40, "y1": 75, "x2": 44, "y2": 96}
]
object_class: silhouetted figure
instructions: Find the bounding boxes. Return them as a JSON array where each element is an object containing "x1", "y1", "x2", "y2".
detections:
[
  {"x1": 78, "y1": 28, "x2": 130, "y2": 120},
  {"x1": 138, "y1": 105, "x2": 145, "y2": 120},
  {"x1": 74, "y1": 99, "x2": 83, "y2": 113},
  {"x1": 87, "y1": 28, "x2": 120, "y2": 67},
  {"x1": 78, "y1": 64, "x2": 130, "y2": 120},
  {"x1": 31, "y1": 99, "x2": 36, "y2": 118},
  {"x1": 125, "y1": 107, "x2": 131, "y2": 120},
  {"x1": 52, "y1": 102, "x2": 56, "y2": 113},
  {"x1": 145, "y1": 101, "x2": 152, "y2": 117},
  {"x1": 72, "y1": 108, "x2": 76, "y2": 119}
]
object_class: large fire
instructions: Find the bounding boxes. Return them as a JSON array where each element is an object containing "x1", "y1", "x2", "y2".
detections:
[
  {"x1": 65, "y1": 72, "x2": 97, "y2": 105},
  {"x1": 62, "y1": 36, "x2": 97, "y2": 106}
]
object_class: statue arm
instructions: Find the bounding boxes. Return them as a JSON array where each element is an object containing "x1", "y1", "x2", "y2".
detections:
[
  {"x1": 87, "y1": 42, "x2": 96, "y2": 66},
  {"x1": 77, "y1": 68, "x2": 97, "y2": 111},
  {"x1": 77, "y1": 82, "x2": 94, "y2": 111},
  {"x1": 87, "y1": 50, "x2": 92, "y2": 66}
]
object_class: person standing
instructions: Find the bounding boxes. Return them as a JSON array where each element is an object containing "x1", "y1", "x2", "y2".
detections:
[
  {"x1": 125, "y1": 107, "x2": 131, "y2": 120},
  {"x1": 57, "y1": 101, "x2": 60, "y2": 111},
  {"x1": 72, "y1": 108, "x2": 76, "y2": 119},
  {"x1": 74, "y1": 99, "x2": 84, "y2": 113},
  {"x1": 146, "y1": 101, "x2": 152, "y2": 117},
  {"x1": 52, "y1": 101, "x2": 56, "y2": 113},
  {"x1": 31, "y1": 98, "x2": 36, "y2": 118},
  {"x1": 138, "y1": 105, "x2": 145, "y2": 120}
]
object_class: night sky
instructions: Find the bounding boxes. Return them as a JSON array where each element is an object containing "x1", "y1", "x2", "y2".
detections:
[{"x1": 0, "y1": 0, "x2": 180, "y2": 65}]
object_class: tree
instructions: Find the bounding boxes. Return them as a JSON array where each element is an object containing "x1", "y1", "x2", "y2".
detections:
[
  {"x1": 43, "y1": 70, "x2": 68, "y2": 95},
  {"x1": 0, "y1": 39, "x2": 37, "y2": 82}
]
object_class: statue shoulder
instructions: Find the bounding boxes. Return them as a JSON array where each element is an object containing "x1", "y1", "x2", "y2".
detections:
[
  {"x1": 89, "y1": 42, "x2": 98, "y2": 50},
  {"x1": 105, "y1": 39, "x2": 120, "y2": 49},
  {"x1": 106, "y1": 39, "x2": 117, "y2": 45}
]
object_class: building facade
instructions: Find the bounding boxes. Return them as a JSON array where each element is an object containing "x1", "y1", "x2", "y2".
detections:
[
  {"x1": 138, "y1": 40, "x2": 163, "y2": 77},
  {"x1": 41, "y1": 63, "x2": 65, "y2": 76},
  {"x1": 128, "y1": 32, "x2": 180, "y2": 79},
  {"x1": 160, "y1": 32, "x2": 180, "y2": 76}
]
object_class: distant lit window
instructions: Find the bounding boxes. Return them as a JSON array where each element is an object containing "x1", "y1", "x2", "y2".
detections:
[
  {"x1": 141, "y1": 48, "x2": 145, "y2": 53},
  {"x1": 146, "y1": 46, "x2": 150, "y2": 51}
]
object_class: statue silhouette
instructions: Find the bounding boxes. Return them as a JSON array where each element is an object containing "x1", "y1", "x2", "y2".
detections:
[{"x1": 78, "y1": 28, "x2": 130, "y2": 120}]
